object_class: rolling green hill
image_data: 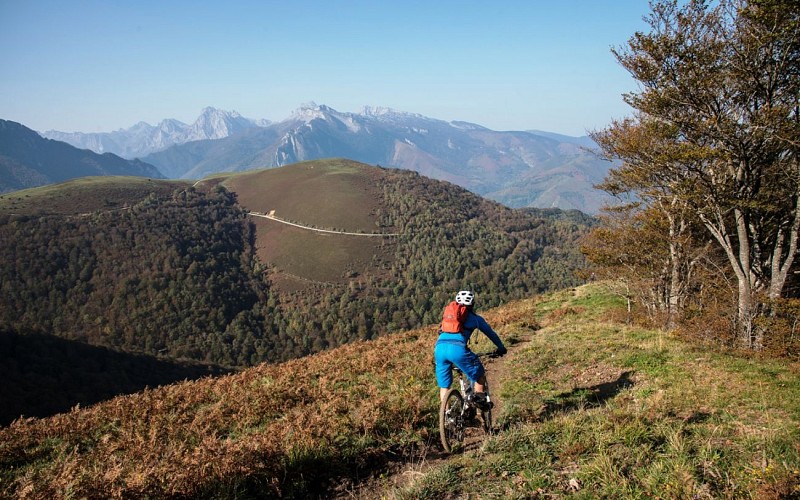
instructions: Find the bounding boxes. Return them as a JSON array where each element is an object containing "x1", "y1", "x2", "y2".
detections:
[
  {"x1": 1, "y1": 283, "x2": 796, "y2": 498},
  {"x1": 0, "y1": 176, "x2": 189, "y2": 216},
  {"x1": 0, "y1": 159, "x2": 591, "y2": 423},
  {"x1": 213, "y1": 160, "x2": 393, "y2": 288}
]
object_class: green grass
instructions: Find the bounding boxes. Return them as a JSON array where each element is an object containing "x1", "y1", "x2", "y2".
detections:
[{"x1": 396, "y1": 283, "x2": 800, "y2": 499}]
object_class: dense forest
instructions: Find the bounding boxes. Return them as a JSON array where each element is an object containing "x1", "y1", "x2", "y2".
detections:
[
  {"x1": 0, "y1": 187, "x2": 266, "y2": 366},
  {"x1": 0, "y1": 167, "x2": 590, "y2": 384}
]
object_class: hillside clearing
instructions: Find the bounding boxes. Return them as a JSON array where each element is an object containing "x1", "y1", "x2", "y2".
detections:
[
  {"x1": 220, "y1": 160, "x2": 384, "y2": 233},
  {"x1": 211, "y1": 160, "x2": 397, "y2": 290}
]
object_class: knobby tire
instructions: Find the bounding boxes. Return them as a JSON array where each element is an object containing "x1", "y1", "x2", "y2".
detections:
[{"x1": 439, "y1": 388, "x2": 464, "y2": 453}]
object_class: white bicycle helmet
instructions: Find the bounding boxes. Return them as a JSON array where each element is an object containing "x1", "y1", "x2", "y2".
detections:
[{"x1": 455, "y1": 290, "x2": 475, "y2": 306}]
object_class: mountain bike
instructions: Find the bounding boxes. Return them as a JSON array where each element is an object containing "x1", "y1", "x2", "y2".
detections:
[{"x1": 439, "y1": 353, "x2": 497, "y2": 453}]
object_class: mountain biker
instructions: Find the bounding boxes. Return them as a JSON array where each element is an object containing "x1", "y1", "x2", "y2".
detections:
[{"x1": 435, "y1": 290, "x2": 507, "y2": 410}]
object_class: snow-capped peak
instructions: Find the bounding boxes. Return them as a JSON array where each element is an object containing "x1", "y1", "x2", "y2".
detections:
[
  {"x1": 188, "y1": 107, "x2": 254, "y2": 140},
  {"x1": 290, "y1": 102, "x2": 334, "y2": 123},
  {"x1": 360, "y1": 106, "x2": 423, "y2": 120},
  {"x1": 360, "y1": 106, "x2": 394, "y2": 116},
  {"x1": 199, "y1": 106, "x2": 241, "y2": 118}
]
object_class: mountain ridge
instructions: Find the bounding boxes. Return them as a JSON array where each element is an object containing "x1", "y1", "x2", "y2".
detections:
[
  {"x1": 40, "y1": 107, "x2": 268, "y2": 159},
  {"x1": 0, "y1": 119, "x2": 163, "y2": 193},
  {"x1": 36, "y1": 104, "x2": 614, "y2": 214}
]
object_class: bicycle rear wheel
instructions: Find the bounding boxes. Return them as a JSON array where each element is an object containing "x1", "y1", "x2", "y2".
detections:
[{"x1": 439, "y1": 388, "x2": 464, "y2": 453}]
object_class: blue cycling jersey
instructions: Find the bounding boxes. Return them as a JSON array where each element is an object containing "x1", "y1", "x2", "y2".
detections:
[{"x1": 437, "y1": 311, "x2": 504, "y2": 348}]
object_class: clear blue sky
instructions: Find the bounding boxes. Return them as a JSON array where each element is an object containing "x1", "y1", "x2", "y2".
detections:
[{"x1": 0, "y1": 1, "x2": 651, "y2": 136}]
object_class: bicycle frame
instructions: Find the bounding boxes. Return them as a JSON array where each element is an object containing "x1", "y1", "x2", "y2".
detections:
[
  {"x1": 439, "y1": 354, "x2": 495, "y2": 453},
  {"x1": 458, "y1": 369, "x2": 492, "y2": 412}
]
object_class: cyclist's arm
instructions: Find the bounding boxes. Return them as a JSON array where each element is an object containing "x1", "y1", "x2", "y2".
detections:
[{"x1": 475, "y1": 315, "x2": 506, "y2": 352}]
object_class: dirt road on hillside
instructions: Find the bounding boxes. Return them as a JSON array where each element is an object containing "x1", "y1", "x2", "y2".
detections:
[{"x1": 248, "y1": 211, "x2": 399, "y2": 237}]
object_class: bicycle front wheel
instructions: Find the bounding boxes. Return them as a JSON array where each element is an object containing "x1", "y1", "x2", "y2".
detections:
[
  {"x1": 439, "y1": 388, "x2": 464, "y2": 453},
  {"x1": 480, "y1": 407, "x2": 493, "y2": 435}
]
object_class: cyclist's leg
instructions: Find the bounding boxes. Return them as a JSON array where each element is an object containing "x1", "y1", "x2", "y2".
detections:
[
  {"x1": 434, "y1": 342, "x2": 455, "y2": 402},
  {"x1": 453, "y1": 351, "x2": 493, "y2": 411},
  {"x1": 452, "y1": 349, "x2": 486, "y2": 392},
  {"x1": 474, "y1": 374, "x2": 488, "y2": 393}
]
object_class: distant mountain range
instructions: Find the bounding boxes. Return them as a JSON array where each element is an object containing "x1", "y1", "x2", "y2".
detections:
[
  {"x1": 41, "y1": 107, "x2": 269, "y2": 159},
  {"x1": 27, "y1": 104, "x2": 615, "y2": 213},
  {"x1": 0, "y1": 119, "x2": 162, "y2": 193}
]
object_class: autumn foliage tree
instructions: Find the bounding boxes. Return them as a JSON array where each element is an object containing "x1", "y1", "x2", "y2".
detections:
[{"x1": 587, "y1": 0, "x2": 800, "y2": 348}]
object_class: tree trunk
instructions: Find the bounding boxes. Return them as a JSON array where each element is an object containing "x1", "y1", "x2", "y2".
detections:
[
  {"x1": 666, "y1": 209, "x2": 686, "y2": 330},
  {"x1": 737, "y1": 278, "x2": 757, "y2": 348},
  {"x1": 700, "y1": 207, "x2": 759, "y2": 348},
  {"x1": 768, "y1": 195, "x2": 800, "y2": 300}
]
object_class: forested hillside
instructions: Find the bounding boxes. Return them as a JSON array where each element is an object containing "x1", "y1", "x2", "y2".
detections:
[
  {"x1": 220, "y1": 161, "x2": 592, "y2": 361},
  {"x1": 0, "y1": 185, "x2": 268, "y2": 366},
  {"x1": 0, "y1": 162, "x2": 591, "y2": 421}
]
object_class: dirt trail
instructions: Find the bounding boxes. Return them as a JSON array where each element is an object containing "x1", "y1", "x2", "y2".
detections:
[
  {"x1": 335, "y1": 331, "x2": 536, "y2": 498},
  {"x1": 248, "y1": 211, "x2": 399, "y2": 237}
]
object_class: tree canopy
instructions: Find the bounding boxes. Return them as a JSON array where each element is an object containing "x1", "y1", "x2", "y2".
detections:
[{"x1": 586, "y1": 0, "x2": 800, "y2": 350}]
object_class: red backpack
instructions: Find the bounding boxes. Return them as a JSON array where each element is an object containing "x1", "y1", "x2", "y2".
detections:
[{"x1": 440, "y1": 301, "x2": 469, "y2": 333}]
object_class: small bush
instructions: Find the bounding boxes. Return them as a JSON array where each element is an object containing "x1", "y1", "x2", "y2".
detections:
[{"x1": 758, "y1": 298, "x2": 800, "y2": 360}]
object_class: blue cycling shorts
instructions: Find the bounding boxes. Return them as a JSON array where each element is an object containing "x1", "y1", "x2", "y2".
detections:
[{"x1": 434, "y1": 337, "x2": 485, "y2": 389}]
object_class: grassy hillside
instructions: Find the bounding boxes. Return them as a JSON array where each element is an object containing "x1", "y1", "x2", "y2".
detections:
[
  {"x1": 397, "y1": 287, "x2": 800, "y2": 499},
  {"x1": 213, "y1": 160, "x2": 393, "y2": 287},
  {"x1": 221, "y1": 159, "x2": 382, "y2": 232},
  {"x1": 0, "y1": 176, "x2": 188, "y2": 216},
  {"x1": 2, "y1": 283, "x2": 797, "y2": 498},
  {"x1": 0, "y1": 329, "x2": 229, "y2": 426}
]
